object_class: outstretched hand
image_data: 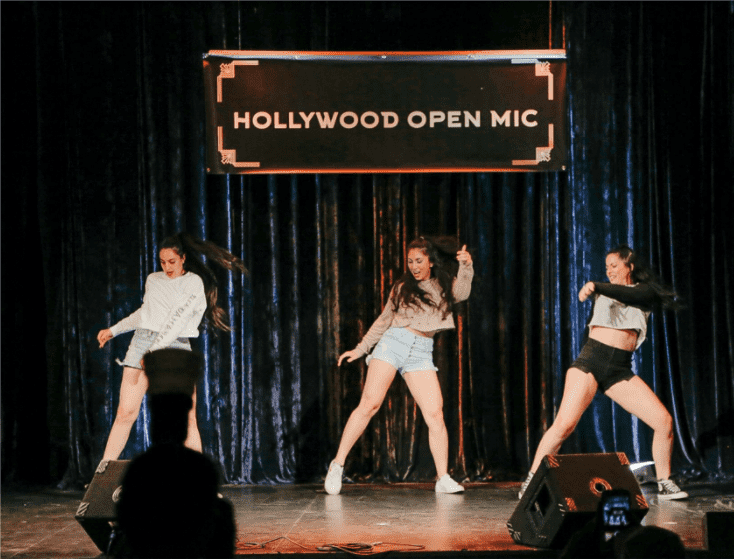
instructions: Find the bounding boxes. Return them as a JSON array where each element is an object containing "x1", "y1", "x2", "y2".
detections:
[
  {"x1": 337, "y1": 350, "x2": 360, "y2": 367},
  {"x1": 456, "y1": 245, "x2": 472, "y2": 267},
  {"x1": 97, "y1": 328, "x2": 113, "y2": 348},
  {"x1": 578, "y1": 281, "x2": 595, "y2": 302}
]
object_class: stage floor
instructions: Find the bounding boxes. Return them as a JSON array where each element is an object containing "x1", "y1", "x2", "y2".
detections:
[{"x1": 2, "y1": 480, "x2": 733, "y2": 558}]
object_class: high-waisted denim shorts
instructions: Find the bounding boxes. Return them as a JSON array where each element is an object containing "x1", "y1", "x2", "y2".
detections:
[
  {"x1": 116, "y1": 328, "x2": 191, "y2": 369},
  {"x1": 571, "y1": 338, "x2": 635, "y2": 393},
  {"x1": 366, "y1": 327, "x2": 438, "y2": 375}
]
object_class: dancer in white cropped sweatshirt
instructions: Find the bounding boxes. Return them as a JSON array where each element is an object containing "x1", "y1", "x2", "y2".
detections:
[{"x1": 97, "y1": 233, "x2": 245, "y2": 461}]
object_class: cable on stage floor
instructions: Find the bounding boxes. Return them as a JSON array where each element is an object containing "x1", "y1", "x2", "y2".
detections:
[
  {"x1": 237, "y1": 536, "x2": 308, "y2": 550},
  {"x1": 316, "y1": 542, "x2": 426, "y2": 555},
  {"x1": 236, "y1": 535, "x2": 425, "y2": 555}
]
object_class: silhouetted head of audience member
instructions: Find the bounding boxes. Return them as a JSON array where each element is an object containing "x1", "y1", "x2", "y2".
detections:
[
  {"x1": 613, "y1": 525, "x2": 686, "y2": 558},
  {"x1": 116, "y1": 445, "x2": 234, "y2": 558},
  {"x1": 114, "y1": 349, "x2": 235, "y2": 558}
]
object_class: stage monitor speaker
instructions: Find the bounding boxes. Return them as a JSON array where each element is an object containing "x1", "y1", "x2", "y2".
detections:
[
  {"x1": 704, "y1": 511, "x2": 734, "y2": 555},
  {"x1": 629, "y1": 461, "x2": 657, "y2": 485},
  {"x1": 507, "y1": 453, "x2": 649, "y2": 549},
  {"x1": 75, "y1": 459, "x2": 130, "y2": 552}
]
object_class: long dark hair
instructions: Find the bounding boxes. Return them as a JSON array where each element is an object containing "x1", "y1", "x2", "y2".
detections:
[
  {"x1": 159, "y1": 233, "x2": 247, "y2": 332},
  {"x1": 608, "y1": 245, "x2": 682, "y2": 310},
  {"x1": 391, "y1": 236, "x2": 463, "y2": 319}
]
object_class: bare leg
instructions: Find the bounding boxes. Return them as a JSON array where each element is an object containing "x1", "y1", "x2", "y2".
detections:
[
  {"x1": 102, "y1": 367, "x2": 149, "y2": 461},
  {"x1": 402, "y1": 370, "x2": 449, "y2": 478},
  {"x1": 333, "y1": 359, "x2": 397, "y2": 465},
  {"x1": 604, "y1": 376, "x2": 674, "y2": 479},
  {"x1": 184, "y1": 386, "x2": 203, "y2": 452},
  {"x1": 529, "y1": 368, "x2": 598, "y2": 473}
]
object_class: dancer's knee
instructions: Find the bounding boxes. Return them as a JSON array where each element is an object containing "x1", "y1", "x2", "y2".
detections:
[
  {"x1": 655, "y1": 410, "x2": 673, "y2": 438},
  {"x1": 422, "y1": 406, "x2": 445, "y2": 431},
  {"x1": 115, "y1": 401, "x2": 145, "y2": 425},
  {"x1": 356, "y1": 396, "x2": 382, "y2": 418}
]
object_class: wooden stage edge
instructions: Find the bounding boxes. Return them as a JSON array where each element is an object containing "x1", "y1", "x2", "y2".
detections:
[{"x1": 2, "y1": 480, "x2": 734, "y2": 558}]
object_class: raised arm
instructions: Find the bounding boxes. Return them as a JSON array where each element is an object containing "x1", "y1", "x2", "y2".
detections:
[{"x1": 452, "y1": 245, "x2": 474, "y2": 302}]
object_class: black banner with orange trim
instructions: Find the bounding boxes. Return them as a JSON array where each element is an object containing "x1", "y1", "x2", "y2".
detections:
[{"x1": 203, "y1": 51, "x2": 567, "y2": 174}]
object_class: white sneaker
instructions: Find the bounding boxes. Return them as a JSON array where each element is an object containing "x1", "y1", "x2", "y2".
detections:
[
  {"x1": 518, "y1": 471, "x2": 534, "y2": 499},
  {"x1": 435, "y1": 474, "x2": 464, "y2": 493},
  {"x1": 657, "y1": 478, "x2": 688, "y2": 500},
  {"x1": 324, "y1": 461, "x2": 343, "y2": 495}
]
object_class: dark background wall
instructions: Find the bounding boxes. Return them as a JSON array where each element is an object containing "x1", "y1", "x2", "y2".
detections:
[{"x1": 2, "y1": 1, "x2": 732, "y2": 488}]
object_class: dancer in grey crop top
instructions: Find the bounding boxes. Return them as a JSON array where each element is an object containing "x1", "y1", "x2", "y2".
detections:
[
  {"x1": 96, "y1": 233, "x2": 246, "y2": 463},
  {"x1": 587, "y1": 282, "x2": 654, "y2": 349},
  {"x1": 325, "y1": 236, "x2": 474, "y2": 496},
  {"x1": 519, "y1": 245, "x2": 688, "y2": 501}
]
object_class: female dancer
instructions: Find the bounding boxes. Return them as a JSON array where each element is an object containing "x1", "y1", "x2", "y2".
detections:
[
  {"x1": 97, "y1": 233, "x2": 245, "y2": 460},
  {"x1": 326, "y1": 236, "x2": 473, "y2": 494},
  {"x1": 519, "y1": 245, "x2": 687, "y2": 501}
]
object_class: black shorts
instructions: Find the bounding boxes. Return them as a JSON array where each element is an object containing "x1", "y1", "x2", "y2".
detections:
[{"x1": 570, "y1": 338, "x2": 635, "y2": 393}]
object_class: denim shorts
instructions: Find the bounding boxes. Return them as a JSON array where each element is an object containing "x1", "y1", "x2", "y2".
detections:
[
  {"x1": 366, "y1": 327, "x2": 438, "y2": 375},
  {"x1": 571, "y1": 338, "x2": 635, "y2": 393},
  {"x1": 116, "y1": 329, "x2": 191, "y2": 369}
]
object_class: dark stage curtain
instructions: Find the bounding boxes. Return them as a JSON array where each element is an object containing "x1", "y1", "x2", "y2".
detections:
[{"x1": 1, "y1": 2, "x2": 732, "y2": 487}]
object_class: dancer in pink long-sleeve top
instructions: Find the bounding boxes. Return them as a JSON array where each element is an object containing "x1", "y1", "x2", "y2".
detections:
[{"x1": 325, "y1": 236, "x2": 473, "y2": 495}]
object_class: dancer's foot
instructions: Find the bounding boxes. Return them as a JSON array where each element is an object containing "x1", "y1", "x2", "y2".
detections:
[
  {"x1": 435, "y1": 474, "x2": 464, "y2": 493},
  {"x1": 657, "y1": 478, "x2": 688, "y2": 500},
  {"x1": 518, "y1": 471, "x2": 534, "y2": 499},
  {"x1": 324, "y1": 461, "x2": 343, "y2": 495}
]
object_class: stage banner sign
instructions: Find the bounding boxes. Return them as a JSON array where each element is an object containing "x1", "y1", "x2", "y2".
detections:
[{"x1": 203, "y1": 50, "x2": 567, "y2": 174}]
